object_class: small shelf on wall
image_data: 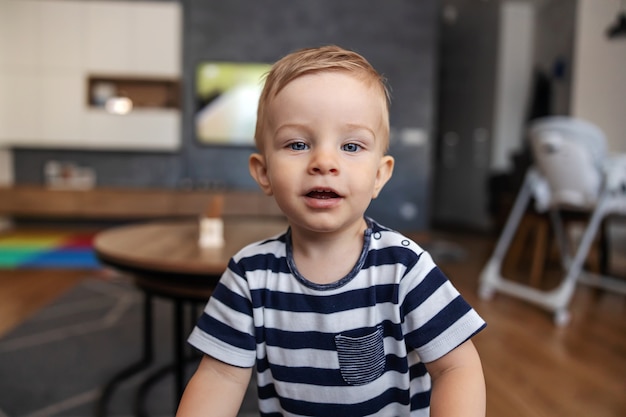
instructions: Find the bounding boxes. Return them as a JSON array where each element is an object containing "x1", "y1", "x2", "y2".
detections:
[{"x1": 87, "y1": 76, "x2": 180, "y2": 113}]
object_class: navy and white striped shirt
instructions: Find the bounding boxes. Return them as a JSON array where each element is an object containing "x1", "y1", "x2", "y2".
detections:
[{"x1": 188, "y1": 218, "x2": 486, "y2": 416}]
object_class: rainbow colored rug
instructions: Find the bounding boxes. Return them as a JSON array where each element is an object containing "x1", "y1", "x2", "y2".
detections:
[{"x1": 0, "y1": 230, "x2": 101, "y2": 269}]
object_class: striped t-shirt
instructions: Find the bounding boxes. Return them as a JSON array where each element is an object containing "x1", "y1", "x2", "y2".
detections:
[{"x1": 188, "y1": 218, "x2": 486, "y2": 416}]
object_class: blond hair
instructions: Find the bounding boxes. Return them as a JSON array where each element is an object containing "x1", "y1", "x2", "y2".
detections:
[{"x1": 254, "y1": 45, "x2": 391, "y2": 151}]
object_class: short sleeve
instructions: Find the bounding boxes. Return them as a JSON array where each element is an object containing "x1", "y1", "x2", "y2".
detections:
[
  {"x1": 187, "y1": 262, "x2": 257, "y2": 368},
  {"x1": 400, "y1": 251, "x2": 485, "y2": 363}
]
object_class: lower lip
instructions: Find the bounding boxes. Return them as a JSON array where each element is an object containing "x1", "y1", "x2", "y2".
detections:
[{"x1": 304, "y1": 195, "x2": 341, "y2": 209}]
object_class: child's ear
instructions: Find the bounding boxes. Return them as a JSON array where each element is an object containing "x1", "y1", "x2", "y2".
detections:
[
  {"x1": 372, "y1": 155, "x2": 394, "y2": 199},
  {"x1": 249, "y1": 153, "x2": 274, "y2": 196}
]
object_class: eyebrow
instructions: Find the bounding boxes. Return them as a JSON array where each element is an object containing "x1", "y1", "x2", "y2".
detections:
[
  {"x1": 274, "y1": 123, "x2": 309, "y2": 132},
  {"x1": 344, "y1": 123, "x2": 376, "y2": 137}
]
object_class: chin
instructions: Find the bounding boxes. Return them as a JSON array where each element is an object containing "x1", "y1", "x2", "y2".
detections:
[{"x1": 292, "y1": 216, "x2": 365, "y2": 235}]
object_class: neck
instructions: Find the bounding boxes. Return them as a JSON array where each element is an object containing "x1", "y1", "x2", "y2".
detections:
[{"x1": 289, "y1": 218, "x2": 368, "y2": 285}]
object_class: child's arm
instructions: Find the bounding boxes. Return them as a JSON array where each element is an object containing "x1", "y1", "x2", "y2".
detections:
[
  {"x1": 425, "y1": 339, "x2": 486, "y2": 417},
  {"x1": 176, "y1": 354, "x2": 253, "y2": 417}
]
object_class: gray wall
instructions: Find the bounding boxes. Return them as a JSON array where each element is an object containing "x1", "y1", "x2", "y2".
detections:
[
  {"x1": 432, "y1": 0, "x2": 500, "y2": 230},
  {"x1": 13, "y1": 0, "x2": 439, "y2": 231}
]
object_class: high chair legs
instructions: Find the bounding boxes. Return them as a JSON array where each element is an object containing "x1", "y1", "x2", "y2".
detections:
[{"x1": 478, "y1": 170, "x2": 626, "y2": 326}]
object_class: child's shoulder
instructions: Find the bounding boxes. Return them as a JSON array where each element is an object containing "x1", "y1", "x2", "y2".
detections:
[
  {"x1": 366, "y1": 218, "x2": 442, "y2": 284},
  {"x1": 365, "y1": 218, "x2": 438, "y2": 271},
  {"x1": 367, "y1": 218, "x2": 425, "y2": 254}
]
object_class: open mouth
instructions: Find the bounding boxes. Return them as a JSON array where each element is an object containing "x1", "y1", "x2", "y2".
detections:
[{"x1": 306, "y1": 189, "x2": 340, "y2": 199}]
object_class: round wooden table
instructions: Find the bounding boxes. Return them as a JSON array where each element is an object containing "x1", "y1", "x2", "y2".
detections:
[{"x1": 93, "y1": 217, "x2": 287, "y2": 417}]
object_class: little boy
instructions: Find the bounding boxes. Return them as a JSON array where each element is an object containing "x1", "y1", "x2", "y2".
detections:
[{"x1": 177, "y1": 45, "x2": 486, "y2": 417}]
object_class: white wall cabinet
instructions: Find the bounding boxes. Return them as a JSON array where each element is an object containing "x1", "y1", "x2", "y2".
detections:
[
  {"x1": 85, "y1": 110, "x2": 180, "y2": 150},
  {"x1": 0, "y1": 0, "x2": 182, "y2": 151},
  {"x1": 128, "y1": 4, "x2": 181, "y2": 77},
  {"x1": 86, "y1": 2, "x2": 134, "y2": 75},
  {"x1": 41, "y1": 0, "x2": 86, "y2": 71},
  {"x1": 40, "y1": 73, "x2": 86, "y2": 144},
  {"x1": 1, "y1": 73, "x2": 44, "y2": 141}
]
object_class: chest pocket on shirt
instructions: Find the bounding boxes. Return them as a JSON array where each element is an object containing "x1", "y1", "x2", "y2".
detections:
[{"x1": 335, "y1": 325, "x2": 385, "y2": 386}]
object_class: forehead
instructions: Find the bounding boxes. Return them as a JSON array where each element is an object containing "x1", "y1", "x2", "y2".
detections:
[
  {"x1": 269, "y1": 72, "x2": 388, "y2": 125},
  {"x1": 278, "y1": 70, "x2": 385, "y2": 103}
]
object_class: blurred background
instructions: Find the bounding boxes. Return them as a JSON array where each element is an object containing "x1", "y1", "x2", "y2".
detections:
[
  {"x1": 1, "y1": 0, "x2": 623, "y2": 233},
  {"x1": 0, "y1": 1, "x2": 624, "y2": 416}
]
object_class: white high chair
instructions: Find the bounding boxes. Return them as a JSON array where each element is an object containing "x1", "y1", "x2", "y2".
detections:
[{"x1": 479, "y1": 116, "x2": 626, "y2": 325}]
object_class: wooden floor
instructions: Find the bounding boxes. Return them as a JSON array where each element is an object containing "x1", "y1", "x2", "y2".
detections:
[{"x1": 0, "y1": 225, "x2": 624, "y2": 417}]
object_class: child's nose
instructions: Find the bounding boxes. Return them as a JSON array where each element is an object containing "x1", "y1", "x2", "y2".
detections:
[{"x1": 309, "y1": 147, "x2": 339, "y2": 175}]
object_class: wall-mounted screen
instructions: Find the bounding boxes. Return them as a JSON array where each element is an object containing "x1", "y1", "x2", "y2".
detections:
[{"x1": 195, "y1": 62, "x2": 271, "y2": 146}]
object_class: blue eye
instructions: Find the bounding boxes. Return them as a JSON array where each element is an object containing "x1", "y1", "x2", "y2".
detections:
[
  {"x1": 289, "y1": 141, "x2": 308, "y2": 151},
  {"x1": 342, "y1": 143, "x2": 361, "y2": 152}
]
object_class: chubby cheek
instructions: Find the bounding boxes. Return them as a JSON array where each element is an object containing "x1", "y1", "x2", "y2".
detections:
[
  {"x1": 371, "y1": 177, "x2": 385, "y2": 198},
  {"x1": 362, "y1": 168, "x2": 384, "y2": 198},
  {"x1": 267, "y1": 170, "x2": 294, "y2": 198}
]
